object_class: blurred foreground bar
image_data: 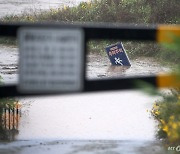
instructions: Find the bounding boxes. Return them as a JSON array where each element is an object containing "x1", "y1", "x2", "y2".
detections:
[{"x1": 0, "y1": 23, "x2": 179, "y2": 98}]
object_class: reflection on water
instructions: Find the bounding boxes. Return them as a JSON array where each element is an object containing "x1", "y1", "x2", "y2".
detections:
[{"x1": 0, "y1": 103, "x2": 21, "y2": 141}]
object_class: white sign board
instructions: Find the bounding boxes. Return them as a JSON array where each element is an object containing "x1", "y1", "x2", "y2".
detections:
[{"x1": 18, "y1": 28, "x2": 84, "y2": 93}]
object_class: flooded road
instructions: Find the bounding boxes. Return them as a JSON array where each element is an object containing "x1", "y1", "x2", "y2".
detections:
[
  {"x1": 0, "y1": 45, "x2": 171, "y2": 153},
  {"x1": 0, "y1": 0, "x2": 173, "y2": 153},
  {"x1": 0, "y1": 45, "x2": 18, "y2": 84},
  {"x1": 86, "y1": 53, "x2": 170, "y2": 79},
  {"x1": 0, "y1": 140, "x2": 167, "y2": 154},
  {"x1": 0, "y1": 46, "x2": 170, "y2": 84},
  {"x1": 17, "y1": 92, "x2": 156, "y2": 141},
  {"x1": 0, "y1": 0, "x2": 85, "y2": 18}
]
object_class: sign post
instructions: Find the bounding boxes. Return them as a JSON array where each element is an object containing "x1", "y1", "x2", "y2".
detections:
[
  {"x1": 105, "y1": 42, "x2": 131, "y2": 66},
  {"x1": 18, "y1": 28, "x2": 84, "y2": 93}
]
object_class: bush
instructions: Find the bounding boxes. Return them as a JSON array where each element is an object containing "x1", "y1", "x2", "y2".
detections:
[
  {"x1": 151, "y1": 90, "x2": 180, "y2": 144},
  {"x1": 150, "y1": 36, "x2": 180, "y2": 144}
]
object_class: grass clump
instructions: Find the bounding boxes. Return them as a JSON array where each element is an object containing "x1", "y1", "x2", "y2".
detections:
[{"x1": 0, "y1": 37, "x2": 17, "y2": 46}]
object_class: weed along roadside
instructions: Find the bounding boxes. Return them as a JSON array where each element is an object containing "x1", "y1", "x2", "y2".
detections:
[{"x1": 0, "y1": 0, "x2": 180, "y2": 154}]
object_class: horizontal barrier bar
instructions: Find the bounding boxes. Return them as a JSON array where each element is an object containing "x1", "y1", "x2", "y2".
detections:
[
  {"x1": 0, "y1": 23, "x2": 179, "y2": 98},
  {"x1": 0, "y1": 22, "x2": 157, "y2": 41},
  {"x1": 0, "y1": 74, "x2": 179, "y2": 98},
  {"x1": 0, "y1": 76, "x2": 155, "y2": 98},
  {"x1": 0, "y1": 23, "x2": 179, "y2": 42}
]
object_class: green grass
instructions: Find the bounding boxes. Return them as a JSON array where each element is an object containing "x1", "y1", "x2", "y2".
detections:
[
  {"x1": 0, "y1": 37, "x2": 17, "y2": 46},
  {"x1": 0, "y1": 0, "x2": 179, "y2": 60},
  {"x1": 1, "y1": 0, "x2": 179, "y2": 24}
]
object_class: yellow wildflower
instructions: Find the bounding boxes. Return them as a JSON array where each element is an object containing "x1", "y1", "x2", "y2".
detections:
[
  {"x1": 81, "y1": 4, "x2": 86, "y2": 9},
  {"x1": 154, "y1": 110, "x2": 160, "y2": 115},
  {"x1": 160, "y1": 119, "x2": 165, "y2": 125},
  {"x1": 169, "y1": 115, "x2": 175, "y2": 121},
  {"x1": 163, "y1": 125, "x2": 168, "y2": 132},
  {"x1": 172, "y1": 122, "x2": 177, "y2": 129}
]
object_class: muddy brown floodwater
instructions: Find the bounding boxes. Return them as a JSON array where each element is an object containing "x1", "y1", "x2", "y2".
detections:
[
  {"x1": 0, "y1": 45, "x2": 171, "y2": 154},
  {"x1": 86, "y1": 53, "x2": 170, "y2": 79}
]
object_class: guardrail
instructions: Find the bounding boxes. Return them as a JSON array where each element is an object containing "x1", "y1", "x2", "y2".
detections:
[
  {"x1": 0, "y1": 22, "x2": 179, "y2": 98},
  {"x1": 1, "y1": 103, "x2": 21, "y2": 130}
]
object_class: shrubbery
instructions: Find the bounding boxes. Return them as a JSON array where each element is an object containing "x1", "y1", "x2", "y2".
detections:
[
  {"x1": 2, "y1": 0, "x2": 179, "y2": 24},
  {"x1": 151, "y1": 89, "x2": 180, "y2": 144}
]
